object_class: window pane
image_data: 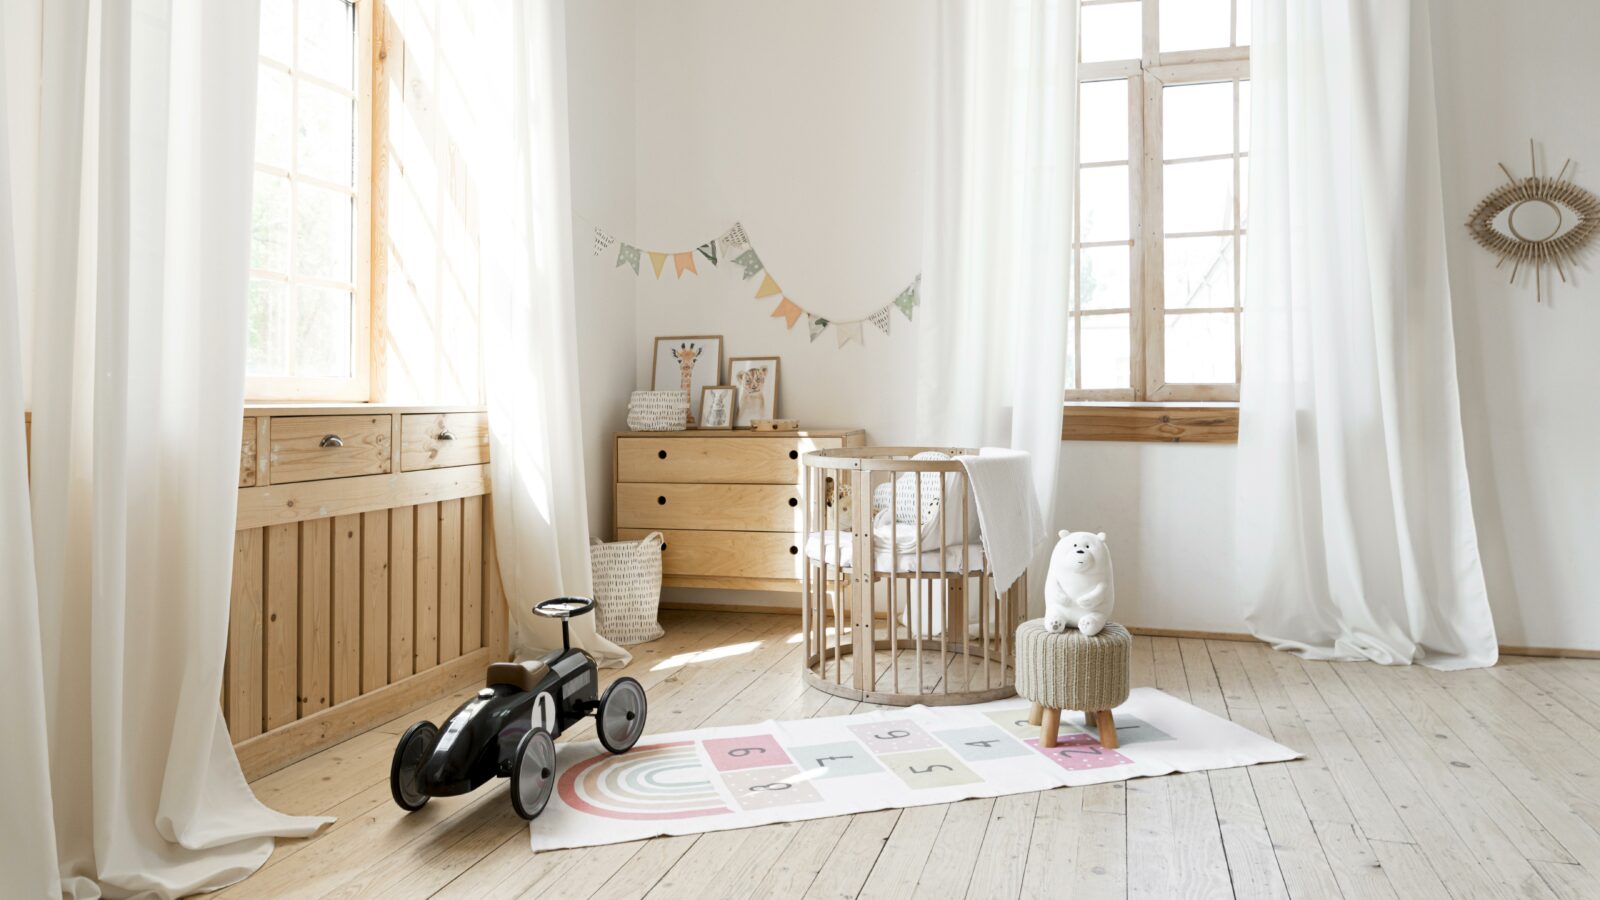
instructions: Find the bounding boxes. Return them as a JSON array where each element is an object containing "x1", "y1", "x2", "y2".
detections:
[
  {"x1": 1081, "y1": 2, "x2": 1141, "y2": 63},
  {"x1": 1080, "y1": 80, "x2": 1129, "y2": 164},
  {"x1": 1165, "y1": 312, "x2": 1235, "y2": 382},
  {"x1": 1163, "y1": 81, "x2": 1233, "y2": 160},
  {"x1": 297, "y1": 79, "x2": 354, "y2": 185},
  {"x1": 1238, "y1": 235, "x2": 1249, "y2": 305},
  {"x1": 1237, "y1": 0, "x2": 1252, "y2": 45},
  {"x1": 299, "y1": 0, "x2": 355, "y2": 87},
  {"x1": 251, "y1": 172, "x2": 290, "y2": 273},
  {"x1": 1238, "y1": 81, "x2": 1251, "y2": 152},
  {"x1": 1081, "y1": 313, "x2": 1131, "y2": 389},
  {"x1": 1239, "y1": 156, "x2": 1250, "y2": 228},
  {"x1": 1080, "y1": 165, "x2": 1130, "y2": 242},
  {"x1": 259, "y1": 0, "x2": 292, "y2": 66},
  {"x1": 255, "y1": 66, "x2": 291, "y2": 169},
  {"x1": 294, "y1": 285, "x2": 354, "y2": 377},
  {"x1": 1159, "y1": 0, "x2": 1232, "y2": 53},
  {"x1": 247, "y1": 280, "x2": 290, "y2": 376},
  {"x1": 1080, "y1": 245, "x2": 1130, "y2": 311},
  {"x1": 1164, "y1": 158, "x2": 1233, "y2": 233},
  {"x1": 295, "y1": 183, "x2": 353, "y2": 282},
  {"x1": 1165, "y1": 236, "x2": 1234, "y2": 309}
]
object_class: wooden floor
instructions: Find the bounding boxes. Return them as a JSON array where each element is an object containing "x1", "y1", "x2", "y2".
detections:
[{"x1": 221, "y1": 609, "x2": 1600, "y2": 900}]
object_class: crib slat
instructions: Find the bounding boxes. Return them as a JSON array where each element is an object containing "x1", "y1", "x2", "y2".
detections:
[
  {"x1": 961, "y1": 472, "x2": 970, "y2": 687},
  {"x1": 938, "y1": 473, "x2": 947, "y2": 693},
  {"x1": 802, "y1": 466, "x2": 811, "y2": 665},
  {"x1": 889, "y1": 471, "x2": 898, "y2": 693},
  {"x1": 981, "y1": 565, "x2": 990, "y2": 690}
]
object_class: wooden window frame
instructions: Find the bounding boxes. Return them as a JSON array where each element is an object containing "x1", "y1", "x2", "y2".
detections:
[
  {"x1": 1067, "y1": 0, "x2": 1249, "y2": 406},
  {"x1": 246, "y1": 0, "x2": 387, "y2": 403}
]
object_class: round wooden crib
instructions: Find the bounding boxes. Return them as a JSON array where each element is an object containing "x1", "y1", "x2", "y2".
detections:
[{"x1": 800, "y1": 447, "x2": 1025, "y2": 706}]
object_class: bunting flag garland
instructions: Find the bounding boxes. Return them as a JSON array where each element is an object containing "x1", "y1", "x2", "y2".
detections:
[
  {"x1": 731, "y1": 249, "x2": 764, "y2": 279},
  {"x1": 771, "y1": 298, "x2": 804, "y2": 329},
  {"x1": 616, "y1": 243, "x2": 641, "y2": 274},
  {"x1": 673, "y1": 251, "x2": 697, "y2": 278},
  {"x1": 868, "y1": 306, "x2": 892, "y2": 335},
  {"x1": 590, "y1": 220, "x2": 918, "y2": 349}
]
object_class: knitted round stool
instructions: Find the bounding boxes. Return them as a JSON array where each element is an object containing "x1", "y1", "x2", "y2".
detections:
[{"x1": 1014, "y1": 620, "x2": 1132, "y2": 749}]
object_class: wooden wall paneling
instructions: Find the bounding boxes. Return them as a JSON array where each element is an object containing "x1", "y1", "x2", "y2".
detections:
[
  {"x1": 299, "y1": 518, "x2": 333, "y2": 715},
  {"x1": 331, "y1": 514, "x2": 362, "y2": 705},
  {"x1": 361, "y1": 509, "x2": 390, "y2": 693},
  {"x1": 263, "y1": 523, "x2": 300, "y2": 730},
  {"x1": 254, "y1": 416, "x2": 271, "y2": 485},
  {"x1": 414, "y1": 501, "x2": 439, "y2": 671},
  {"x1": 438, "y1": 498, "x2": 463, "y2": 661},
  {"x1": 227, "y1": 528, "x2": 265, "y2": 741},
  {"x1": 389, "y1": 504, "x2": 415, "y2": 681},
  {"x1": 462, "y1": 495, "x2": 483, "y2": 652},
  {"x1": 236, "y1": 463, "x2": 488, "y2": 531}
]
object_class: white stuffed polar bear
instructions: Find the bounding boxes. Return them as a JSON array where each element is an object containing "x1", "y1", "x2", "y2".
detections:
[{"x1": 1044, "y1": 530, "x2": 1115, "y2": 636}]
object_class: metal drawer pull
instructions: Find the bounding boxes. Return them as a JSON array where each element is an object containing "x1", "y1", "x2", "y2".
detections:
[
  {"x1": 319, "y1": 434, "x2": 344, "y2": 448},
  {"x1": 437, "y1": 429, "x2": 456, "y2": 441}
]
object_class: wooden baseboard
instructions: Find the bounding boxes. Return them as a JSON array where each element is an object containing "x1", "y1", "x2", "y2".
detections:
[
  {"x1": 658, "y1": 604, "x2": 1600, "y2": 661},
  {"x1": 235, "y1": 647, "x2": 492, "y2": 780}
]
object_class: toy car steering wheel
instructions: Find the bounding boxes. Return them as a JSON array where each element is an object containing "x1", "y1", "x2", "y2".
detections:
[{"x1": 534, "y1": 597, "x2": 595, "y2": 619}]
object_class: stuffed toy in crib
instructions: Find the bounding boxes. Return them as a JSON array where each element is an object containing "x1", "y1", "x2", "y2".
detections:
[{"x1": 1044, "y1": 530, "x2": 1116, "y2": 636}]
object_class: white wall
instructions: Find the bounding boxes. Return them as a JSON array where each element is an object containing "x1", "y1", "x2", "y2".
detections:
[{"x1": 566, "y1": 0, "x2": 1599, "y2": 650}]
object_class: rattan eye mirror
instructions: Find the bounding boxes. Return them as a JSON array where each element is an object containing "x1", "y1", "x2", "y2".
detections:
[{"x1": 1467, "y1": 140, "x2": 1599, "y2": 302}]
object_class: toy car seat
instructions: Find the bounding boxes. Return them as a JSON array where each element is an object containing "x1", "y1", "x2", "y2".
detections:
[{"x1": 487, "y1": 660, "x2": 549, "y2": 692}]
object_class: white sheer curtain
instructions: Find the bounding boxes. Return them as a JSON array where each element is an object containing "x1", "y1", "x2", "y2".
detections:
[
  {"x1": 0, "y1": 2, "x2": 331, "y2": 897},
  {"x1": 916, "y1": 0, "x2": 1076, "y2": 615},
  {"x1": 474, "y1": 0, "x2": 628, "y2": 667},
  {"x1": 1236, "y1": 0, "x2": 1497, "y2": 669}
]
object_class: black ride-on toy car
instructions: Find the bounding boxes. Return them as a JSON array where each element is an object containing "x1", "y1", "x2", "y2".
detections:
[{"x1": 389, "y1": 597, "x2": 648, "y2": 820}]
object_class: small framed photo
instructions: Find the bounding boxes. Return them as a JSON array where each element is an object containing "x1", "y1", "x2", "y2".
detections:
[
  {"x1": 699, "y1": 386, "x2": 735, "y2": 430},
  {"x1": 727, "y1": 356, "x2": 780, "y2": 428},
  {"x1": 652, "y1": 335, "x2": 723, "y2": 428}
]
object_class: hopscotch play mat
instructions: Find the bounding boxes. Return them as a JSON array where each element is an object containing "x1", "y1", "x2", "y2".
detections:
[{"x1": 530, "y1": 687, "x2": 1299, "y2": 851}]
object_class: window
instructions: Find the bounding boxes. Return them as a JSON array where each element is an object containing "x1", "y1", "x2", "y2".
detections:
[
  {"x1": 248, "y1": 0, "x2": 376, "y2": 401},
  {"x1": 1067, "y1": 0, "x2": 1249, "y2": 402}
]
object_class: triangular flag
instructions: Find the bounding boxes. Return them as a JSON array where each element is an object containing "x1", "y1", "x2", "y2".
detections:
[
  {"x1": 592, "y1": 227, "x2": 616, "y2": 256},
  {"x1": 754, "y1": 273, "x2": 781, "y2": 299},
  {"x1": 807, "y1": 314, "x2": 830, "y2": 342},
  {"x1": 696, "y1": 241, "x2": 719, "y2": 265},
  {"x1": 771, "y1": 298, "x2": 803, "y2": 329},
  {"x1": 673, "y1": 251, "x2": 697, "y2": 278},
  {"x1": 616, "y1": 243, "x2": 641, "y2": 274},
  {"x1": 836, "y1": 321, "x2": 863, "y2": 348},
  {"x1": 732, "y1": 249, "x2": 763, "y2": 279},
  {"x1": 868, "y1": 306, "x2": 892, "y2": 335},
  {"x1": 649, "y1": 251, "x2": 669, "y2": 279},
  {"x1": 894, "y1": 275, "x2": 920, "y2": 320},
  {"x1": 721, "y1": 222, "x2": 749, "y2": 248}
]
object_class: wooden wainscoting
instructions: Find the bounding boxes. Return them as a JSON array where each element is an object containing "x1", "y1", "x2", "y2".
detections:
[{"x1": 223, "y1": 404, "x2": 508, "y2": 778}]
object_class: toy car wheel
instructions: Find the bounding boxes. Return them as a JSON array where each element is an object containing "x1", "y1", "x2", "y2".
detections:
[
  {"x1": 390, "y1": 720, "x2": 438, "y2": 812},
  {"x1": 510, "y1": 726, "x2": 557, "y2": 820},
  {"x1": 597, "y1": 676, "x2": 648, "y2": 754}
]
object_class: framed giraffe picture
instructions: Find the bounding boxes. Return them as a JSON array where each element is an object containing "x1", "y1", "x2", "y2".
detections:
[{"x1": 651, "y1": 335, "x2": 723, "y2": 428}]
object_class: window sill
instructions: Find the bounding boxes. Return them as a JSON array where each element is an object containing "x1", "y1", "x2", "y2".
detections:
[{"x1": 1062, "y1": 402, "x2": 1238, "y2": 444}]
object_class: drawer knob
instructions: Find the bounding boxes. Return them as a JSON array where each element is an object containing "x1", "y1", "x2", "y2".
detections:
[
  {"x1": 660, "y1": 542, "x2": 667, "y2": 552},
  {"x1": 658, "y1": 449, "x2": 668, "y2": 459},
  {"x1": 788, "y1": 450, "x2": 799, "y2": 460},
  {"x1": 789, "y1": 545, "x2": 799, "y2": 555},
  {"x1": 788, "y1": 497, "x2": 798, "y2": 507},
  {"x1": 437, "y1": 429, "x2": 456, "y2": 441},
  {"x1": 657, "y1": 496, "x2": 667, "y2": 505},
  {"x1": 319, "y1": 434, "x2": 344, "y2": 448}
]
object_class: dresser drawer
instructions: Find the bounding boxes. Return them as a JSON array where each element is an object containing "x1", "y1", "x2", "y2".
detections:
[
  {"x1": 401, "y1": 412, "x2": 489, "y2": 471},
  {"x1": 269, "y1": 415, "x2": 392, "y2": 484},
  {"x1": 617, "y1": 483, "x2": 801, "y2": 533},
  {"x1": 616, "y1": 436, "x2": 842, "y2": 485},
  {"x1": 618, "y1": 528, "x2": 802, "y2": 580}
]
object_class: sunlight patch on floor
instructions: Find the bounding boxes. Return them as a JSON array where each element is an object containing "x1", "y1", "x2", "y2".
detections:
[{"x1": 651, "y1": 641, "x2": 763, "y2": 671}]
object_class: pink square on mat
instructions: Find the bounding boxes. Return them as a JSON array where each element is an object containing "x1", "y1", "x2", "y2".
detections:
[
  {"x1": 703, "y1": 734, "x2": 792, "y2": 772},
  {"x1": 1024, "y1": 733, "x2": 1132, "y2": 771}
]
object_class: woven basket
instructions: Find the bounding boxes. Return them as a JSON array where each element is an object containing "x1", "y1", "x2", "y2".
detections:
[
  {"x1": 590, "y1": 532, "x2": 666, "y2": 645},
  {"x1": 627, "y1": 391, "x2": 689, "y2": 431}
]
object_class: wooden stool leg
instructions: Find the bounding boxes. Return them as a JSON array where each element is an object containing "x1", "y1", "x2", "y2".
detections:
[
  {"x1": 1028, "y1": 702, "x2": 1044, "y2": 726},
  {"x1": 1083, "y1": 710, "x2": 1096, "y2": 727},
  {"x1": 1096, "y1": 710, "x2": 1118, "y2": 749},
  {"x1": 1041, "y1": 708, "x2": 1061, "y2": 748}
]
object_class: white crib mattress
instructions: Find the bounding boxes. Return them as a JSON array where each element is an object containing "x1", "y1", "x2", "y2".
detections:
[{"x1": 804, "y1": 533, "x2": 985, "y2": 574}]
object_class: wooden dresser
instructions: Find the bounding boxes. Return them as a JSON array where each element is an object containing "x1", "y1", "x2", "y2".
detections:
[{"x1": 613, "y1": 428, "x2": 865, "y2": 591}]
